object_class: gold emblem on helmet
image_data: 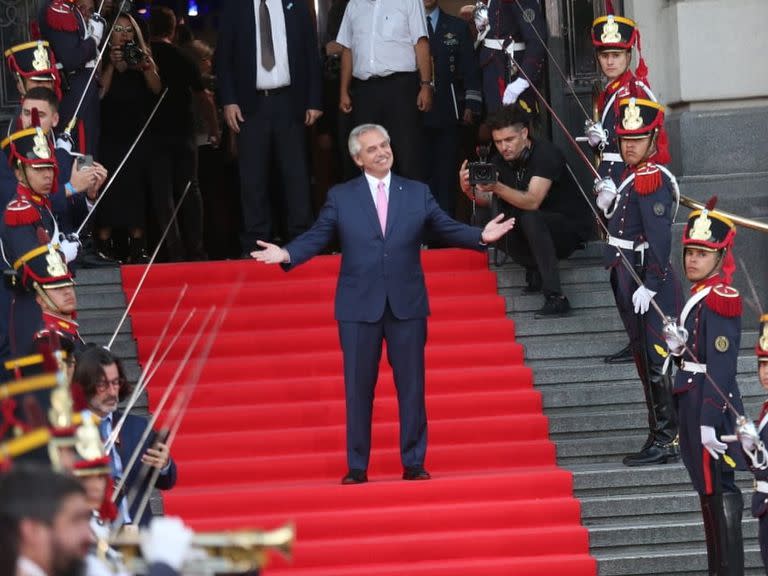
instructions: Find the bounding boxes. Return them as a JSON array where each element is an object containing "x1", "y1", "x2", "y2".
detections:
[
  {"x1": 689, "y1": 210, "x2": 713, "y2": 241},
  {"x1": 32, "y1": 129, "x2": 51, "y2": 159},
  {"x1": 32, "y1": 42, "x2": 50, "y2": 72},
  {"x1": 622, "y1": 98, "x2": 643, "y2": 131},
  {"x1": 75, "y1": 415, "x2": 105, "y2": 461},
  {"x1": 760, "y1": 322, "x2": 768, "y2": 353},
  {"x1": 45, "y1": 244, "x2": 68, "y2": 277},
  {"x1": 601, "y1": 16, "x2": 622, "y2": 44},
  {"x1": 49, "y1": 385, "x2": 73, "y2": 429}
]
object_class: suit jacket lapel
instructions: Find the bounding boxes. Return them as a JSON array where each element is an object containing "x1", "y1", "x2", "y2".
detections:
[
  {"x1": 385, "y1": 175, "x2": 402, "y2": 238},
  {"x1": 356, "y1": 176, "x2": 383, "y2": 239}
]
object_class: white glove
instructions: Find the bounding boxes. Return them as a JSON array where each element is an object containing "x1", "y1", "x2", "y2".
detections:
[
  {"x1": 55, "y1": 133, "x2": 73, "y2": 153},
  {"x1": 59, "y1": 239, "x2": 79, "y2": 263},
  {"x1": 593, "y1": 177, "x2": 617, "y2": 212},
  {"x1": 701, "y1": 426, "x2": 727, "y2": 459},
  {"x1": 585, "y1": 121, "x2": 608, "y2": 148},
  {"x1": 88, "y1": 17, "x2": 105, "y2": 45},
  {"x1": 662, "y1": 320, "x2": 688, "y2": 356},
  {"x1": 502, "y1": 78, "x2": 530, "y2": 105},
  {"x1": 631, "y1": 285, "x2": 656, "y2": 315},
  {"x1": 473, "y1": 7, "x2": 489, "y2": 33},
  {"x1": 140, "y1": 516, "x2": 193, "y2": 571},
  {"x1": 738, "y1": 420, "x2": 759, "y2": 453}
]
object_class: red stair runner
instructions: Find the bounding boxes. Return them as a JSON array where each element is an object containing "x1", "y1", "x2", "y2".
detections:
[{"x1": 121, "y1": 249, "x2": 596, "y2": 575}]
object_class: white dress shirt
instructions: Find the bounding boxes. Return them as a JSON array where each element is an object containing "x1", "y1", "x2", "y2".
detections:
[
  {"x1": 253, "y1": 0, "x2": 291, "y2": 89},
  {"x1": 336, "y1": 0, "x2": 428, "y2": 80},
  {"x1": 17, "y1": 557, "x2": 47, "y2": 576},
  {"x1": 364, "y1": 171, "x2": 391, "y2": 209}
]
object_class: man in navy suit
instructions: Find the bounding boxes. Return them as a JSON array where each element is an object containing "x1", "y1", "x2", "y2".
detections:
[
  {"x1": 253, "y1": 123, "x2": 515, "y2": 484},
  {"x1": 423, "y1": 0, "x2": 481, "y2": 218},
  {"x1": 216, "y1": 0, "x2": 323, "y2": 255},
  {"x1": 75, "y1": 345, "x2": 177, "y2": 526}
]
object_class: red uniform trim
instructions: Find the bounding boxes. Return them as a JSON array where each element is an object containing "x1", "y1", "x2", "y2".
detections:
[{"x1": 702, "y1": 448, "x2": 713, "y2": 495}]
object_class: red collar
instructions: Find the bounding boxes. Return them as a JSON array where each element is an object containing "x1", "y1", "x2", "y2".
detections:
[
  {"x1": 598, "y1": 70, "x2": 635, "y2": 112},
  {"x1": 16, "y1": 183, "x2": 51, "y2": 211},
  {"x1": 691, "y1": 273, "x2": 724, "y2": 294},
  {"x1": 42, "y1": 311, "x2": 80, "y2": 336}
]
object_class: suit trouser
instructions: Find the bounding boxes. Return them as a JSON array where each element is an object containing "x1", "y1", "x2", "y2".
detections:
[
  {"x1": 424, "y1": 124, "x2": 459, "y2": 218},
  {"x1": 499, "y1": 210, "x2": 580, "y2": 296},
  {"x1": 237, "y1": 91, "x2": 312, "y2": 251},
  {"x1": 338, "y1": 302, "x2": 428, "y2": 471},
  {"x1": 352, "y1": 72, "x2": 425, "y2": 181}
]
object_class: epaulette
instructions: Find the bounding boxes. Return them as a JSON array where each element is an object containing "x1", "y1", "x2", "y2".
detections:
[
  {"x1": 705, "y1": 284, "x2": 742, "y2": 318},
  {"x1": 634, "y1": 162, "x2": 662, "y2": 196},
  {"x1": 3, "y1": 199, "x2": 41, "y2": 227},
  {"x1": 45, "y1": 1, "x2": 78, "y2": 32}
]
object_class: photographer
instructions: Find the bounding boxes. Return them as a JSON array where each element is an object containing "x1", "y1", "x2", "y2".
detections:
[
  {"x1": 460, "y1": 106, "x2": 593, "y2": 317},
  {"x1": 97, "y1": 11, "x2": 161, "y2": 263}
]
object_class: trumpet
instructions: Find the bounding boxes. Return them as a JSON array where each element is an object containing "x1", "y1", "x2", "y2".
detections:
[{"x1": 108, "y1": 522, "x2": 295, "y2": 574}]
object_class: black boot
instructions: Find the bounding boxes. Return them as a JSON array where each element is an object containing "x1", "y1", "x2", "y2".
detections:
[
  {"x1": 604, "y1": 342, "x2": 634, "y2": 364},
  {"x1": 77, "y1": 234, "x2": 121, "y2": 268},
  {"x1": 722, "y1": 491, "x2": 745, "y2": 575},
  {"x1": 700, "y1": 493, "x2": 729, "y2": 575},
  {"x1": 522, "y1": 268, "x2": 542, "y2": 294},
  {"x1": 127, "y1": 236, "x2": 150, "y2": 264},
  {"x1": 623, "y1": 363, "x2": 679, "y2": 466}
]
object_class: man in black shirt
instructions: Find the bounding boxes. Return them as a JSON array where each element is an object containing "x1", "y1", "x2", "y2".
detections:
[
  {"x1": 460, "y1": 106, "x2": 593, "y2": 317},
  {"x1": 149, "y1": 7, "x2": 206, "y2": 261}
]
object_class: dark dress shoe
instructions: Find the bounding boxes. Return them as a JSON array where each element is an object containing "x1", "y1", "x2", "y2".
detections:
[
  {"x1": 622, "y1": 441, "x2": 680, "y2": 466},
  {"x1": 341, "y1": 469, "x2": 368, "y2": 485},
  {"x1": 604, "y1": 343, "x2": 634, "y2": 364},
  {"x1": 402, "y1": 467, "x2": 431, "y2": 481},
  {"x1": 534, "y1": 295, "x2": 571, "y2": 318}
]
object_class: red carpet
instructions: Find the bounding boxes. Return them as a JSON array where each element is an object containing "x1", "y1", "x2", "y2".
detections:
[{"x1": 121, "y1": 249, "x2": 596, "y2": 575}]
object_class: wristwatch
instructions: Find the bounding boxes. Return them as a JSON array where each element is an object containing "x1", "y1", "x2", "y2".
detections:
[{"x1": 420, "y1": 79, "x2": 434, "y2": 88}]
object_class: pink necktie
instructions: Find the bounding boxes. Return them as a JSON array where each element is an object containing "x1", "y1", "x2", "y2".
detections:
[{"x1": 376, "y1": 181, "x2": 388, "y2": 234}]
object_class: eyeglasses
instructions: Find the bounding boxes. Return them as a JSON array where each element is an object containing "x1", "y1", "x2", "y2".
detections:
[
  {"x1": 114, "y1": 25, "x2": 134, "y2": 33},
  {"x1": 95, "y1": 377, "x2": 125, "y2": 392}
]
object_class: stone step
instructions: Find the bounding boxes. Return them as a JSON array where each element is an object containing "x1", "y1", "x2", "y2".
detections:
[
  {"x1": 495, "y1": 265, "x2": 610, "y2": 288},
  {"x1": 513, "y1": 308, "x2": 624, "y2": 336},
  {"x1": 595, "y1": 545, "x2": 763, "y2": 576},
  {"x1": 73, "y1": 267, "x2": 123, "y2": 286},
  {"x1": 503, "y1": 286, "x2": 615, "y2": 312},
  {"x1": 571, "y1": 463, "x2": 694, "y2": 497}
]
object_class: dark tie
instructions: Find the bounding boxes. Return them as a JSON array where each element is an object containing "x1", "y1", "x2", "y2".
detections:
[
  {"x1": 427, "y1": 14, "x2": 434, "y2": 38},
  {"x1": 260, "y1": 0, "x2": 276, "y2": 71}
]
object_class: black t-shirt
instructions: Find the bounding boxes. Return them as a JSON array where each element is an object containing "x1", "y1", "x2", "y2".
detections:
[
  {"x1": 491, "y1": 138, "x2": 593, "y2": 240},
  {"x1": 150, "y1": 40, "x2": 204, "y2": 140}
]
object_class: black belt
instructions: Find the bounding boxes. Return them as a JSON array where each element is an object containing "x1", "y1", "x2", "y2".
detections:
[
  {"x1": 355, "y1": 71, "x2": 417, "y2": 83},
  {"x1": 255, "y1": 85, "x2": 290, "y2": 96}
]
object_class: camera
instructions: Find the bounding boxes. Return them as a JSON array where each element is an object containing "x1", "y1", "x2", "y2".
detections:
[
  {"x1": 467, "y1": 144, "x2": 498, "y2": 186},
  {"x1": 122, "y1": 41, "x2": 145, "y2": 66}
]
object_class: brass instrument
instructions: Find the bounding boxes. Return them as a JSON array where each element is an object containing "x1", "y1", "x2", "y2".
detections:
[
  {"x1": 109, "y1": 522, "x2": 295, "y2": 574},
  {"x1": 679, "y1": 196, "x2": 768, "y2": 234}
]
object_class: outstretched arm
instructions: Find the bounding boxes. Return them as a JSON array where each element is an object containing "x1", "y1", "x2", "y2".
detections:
[{"x1": 251, "y1": 241, "x2": 290, "y2": 264}]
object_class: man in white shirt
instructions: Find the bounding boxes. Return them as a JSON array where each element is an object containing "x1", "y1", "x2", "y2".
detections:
[{"x1": 337, "y1": 0, "x2": 433, "y2": 180}]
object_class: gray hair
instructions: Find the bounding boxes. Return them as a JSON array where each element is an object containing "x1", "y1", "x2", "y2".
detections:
[{"x1": 348, "y1": 124, "x2": 390, "y2": 157}]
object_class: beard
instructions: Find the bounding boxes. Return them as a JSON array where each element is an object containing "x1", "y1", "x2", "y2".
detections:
[{"x1": 52, "y1": 555, "x2": 85, "y2": 576}]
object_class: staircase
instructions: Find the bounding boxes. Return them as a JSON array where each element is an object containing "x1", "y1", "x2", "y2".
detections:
[{"x1": 493, "y1": 243, "x2": 764, "y2": 575}]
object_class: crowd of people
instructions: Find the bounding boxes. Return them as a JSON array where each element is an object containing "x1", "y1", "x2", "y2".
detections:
[{"x1": 1, "y1": 0, "x2": 767, "y2": 574}]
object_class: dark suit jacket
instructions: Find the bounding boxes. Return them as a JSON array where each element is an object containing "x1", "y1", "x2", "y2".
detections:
[
  {"x1": 283, "y1": 174, "x2": 484, "y2": 322},
  {"x1": 215, "y1": 0, "x2": 322, "y2": 117},
  {"x1": 114, "y1": 412, "x2": 177, "y2": 527},
  {"x1": 424, "y1": 9, "x2": 481, "y2": 126}
]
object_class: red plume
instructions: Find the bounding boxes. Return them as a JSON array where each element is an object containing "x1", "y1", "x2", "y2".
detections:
[
  {"x1": 606, "y1": 0, "x2": 615, "y2": 15},
  {"x1": 721, "y1": 248, "x2": 736, "y2": 284},
  {"x1": 29, "y1": 20, "x2": 41, "y2": 40},
  {"x1": 650, "y1": 127, "x2": 670, "y2": 165},
  {"x1": 30, "y1": 107, "x2": 41, "y2": 129},
  {"x1": 634, "y1": 31, "x2": 650, "y2": 86},
  {"x1": 705, "y1": 196, "x2": 718, "y2": 211}
]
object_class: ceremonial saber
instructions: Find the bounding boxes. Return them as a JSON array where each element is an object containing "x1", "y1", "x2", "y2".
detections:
[
  {"x1": 132, "y1": 305, "x2": 229, "y2": 523},
  {"x1": 104, "y1": 179, "x2": 191, "y2": 351},
  {"x1": 64, "y1": 0, "x2": 132, "y2": 137},
  {"x1": 75, "y1": 88, "x2": 169, "y2": 236},
  {"x1": 112, "y1": 306, "x2": 215, "y2": 504},
  {"x1": 104, "y1": 283, "x2": 189, "y2": 450},
  {"x1": 104, "y1": 307, "x2": 195, "y2": 454}
]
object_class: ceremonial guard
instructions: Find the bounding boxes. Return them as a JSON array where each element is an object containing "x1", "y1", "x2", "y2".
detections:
[
  {"x1": 469, "y1": 0, "x2": 546, "y2": 116},
  {"x1": 0, "y1": 127, "x2": 78, "y2": 359},
  {"x1": 747, "y1": 314, "x2": 768, "y2": 572},
  {"x1": 423, "y1": 0, "x2": 481, "y2": 218},
  {"x1": 589, "y1": 7, "x2": 656, "y2": 366},
  {"x1": 596, "y1": 96, "x2": 682, "y2": 466},
  {"x1": 38, "y1": 0, "x2": 105, "y2": 153},
  {"x1": 663, "y1": 200, "x2": 745, "y2": 575},
  {"x1": 2, "y1": 41, "x2": 61, "y2": 205},
  {"x1": 587, "y1": 3, "x2": 655, "y2": 184}
]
